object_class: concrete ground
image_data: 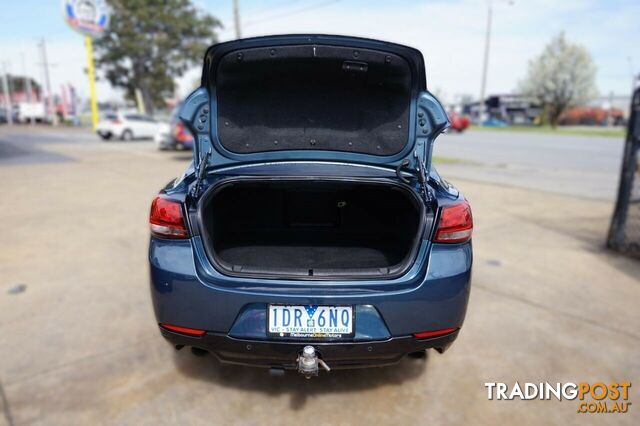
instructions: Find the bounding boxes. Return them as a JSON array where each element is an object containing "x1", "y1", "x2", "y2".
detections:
[{"x1": 0, "y1": 126, "x2": 638, "y2": 425}]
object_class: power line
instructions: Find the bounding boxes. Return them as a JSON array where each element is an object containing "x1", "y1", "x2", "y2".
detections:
[
  {"x1": 244, "y1": 0, "x2": 302, "y2": 18},
  {"x1": 242, "y1": 0, "x2": 341, "y2": 29}
]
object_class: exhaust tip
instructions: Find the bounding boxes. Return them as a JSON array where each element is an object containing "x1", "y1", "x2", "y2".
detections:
[
  {"x1": 190, "y1": 347, "x2": 209, "y2": 357},
  {"x1": 408, "y1": 350, "x2": 427, "y2": 359},
  {"x1": 268, "y1": 367, "x2": 286, "y2": 377}
]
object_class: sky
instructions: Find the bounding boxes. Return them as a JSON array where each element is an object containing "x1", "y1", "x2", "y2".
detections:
[{"x1": 0, "y1": 0, "x2": 638, "y2": 105}]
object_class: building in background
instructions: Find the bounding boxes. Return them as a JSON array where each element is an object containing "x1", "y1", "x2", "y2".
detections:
[
  {"x1": 0, "y1": 74, "x2": 46, "y2": 123},
  {"x1": 0, "y1": 75, "x2": 88, "y2": 124},
  {"x1": 462, "y1": 94, "x2": 541, "y2": 125},
  {"x1": 0, "y1": 74, "x2": 42, "y2": 104},
  {"x1": 461, "y1": 93, "x2": 631, "y2": 126}
]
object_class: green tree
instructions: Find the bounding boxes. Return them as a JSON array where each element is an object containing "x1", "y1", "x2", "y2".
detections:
[
  {"x1": 519, "y1": 33, "x2": 598, "y2": 128},
  {"x1": 94, "y1": 0, "x2": 221, "y2": 114}
]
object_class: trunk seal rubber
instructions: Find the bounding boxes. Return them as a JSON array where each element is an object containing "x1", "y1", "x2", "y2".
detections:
[{"x1": 194, "y1": 175, "x2": 429, "y2": 281}]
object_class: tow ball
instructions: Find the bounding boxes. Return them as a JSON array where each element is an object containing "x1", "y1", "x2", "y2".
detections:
[{"x1": 297, "y1": 346, "x2": 331, "y2": 378}]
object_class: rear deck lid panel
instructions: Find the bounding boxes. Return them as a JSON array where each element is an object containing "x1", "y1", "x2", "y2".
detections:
[
  {"x1": 216, "y1": 44, "x2": 412, "y2": 156},
  {"x1": 180, "y1": 35, "x2": 448, "y2": 171}
]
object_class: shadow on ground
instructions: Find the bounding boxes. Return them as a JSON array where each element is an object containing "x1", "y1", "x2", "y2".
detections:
[
  {"x1": 512, "y1": 206, "x2": 640, "y2": 281},
  {"x1": 173, "y1": 349, "x2": 429, "y2": 410},
  {"x1": 0, "y1": 140, "x2": 74, "y2": 165}
]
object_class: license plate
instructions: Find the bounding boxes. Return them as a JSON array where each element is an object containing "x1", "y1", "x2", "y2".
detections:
[{"x1": 267, "y1": 304, "x2": 354, "y2": 338}]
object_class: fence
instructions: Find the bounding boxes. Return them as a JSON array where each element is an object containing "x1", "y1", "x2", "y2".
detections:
[{"x1": 608, "y1": 86, "x2": 640, "y2": 256}]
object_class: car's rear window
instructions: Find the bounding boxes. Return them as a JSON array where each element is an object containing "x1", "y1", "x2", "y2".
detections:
[{"x1": 215, "y1": 45, "x2": 412, "y2": 156}]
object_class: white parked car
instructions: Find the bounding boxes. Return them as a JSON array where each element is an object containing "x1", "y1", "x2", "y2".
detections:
[
  {"x1": 153, "y1": 122, "x2": 171, "y2": 149},
  {"x1": 153, "y1": 104, "x2": 195, "y2": 151},
  {"x1": 96, "y1": 112, "x2": 161, "y2": 141}
]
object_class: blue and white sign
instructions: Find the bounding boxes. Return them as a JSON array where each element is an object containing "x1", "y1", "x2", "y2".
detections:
[{"x1": 62, "y1": 0, "x2": 110, "y2": 38}]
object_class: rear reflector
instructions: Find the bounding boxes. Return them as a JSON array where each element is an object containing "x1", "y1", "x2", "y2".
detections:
[
  {"x1": 433, "y1": 200, "x2": 473, "y2": 243},
  {"x1": 149, "y1": 196, "x2": 189, "y2": 238},
  {"x1": 413, "y1": 327, "x2": 458, "y2": 339},
  {"x1": 160, "y1": 323, "x2": 206, "y2": 336}
]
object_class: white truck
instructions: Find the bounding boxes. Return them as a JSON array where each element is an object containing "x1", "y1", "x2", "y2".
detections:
[{"x1": 16, "y1": 102, "x2": 46, "y2": 123}]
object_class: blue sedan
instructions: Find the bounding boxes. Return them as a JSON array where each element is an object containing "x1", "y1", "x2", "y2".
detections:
[{"x1": 149, "y1": 35, "x2": 472, "y2": 377}]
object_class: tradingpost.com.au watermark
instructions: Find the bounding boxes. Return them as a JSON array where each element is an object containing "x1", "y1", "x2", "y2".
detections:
[{"x1": 485, "y1": 382, "x2": 632, "y2": 414}]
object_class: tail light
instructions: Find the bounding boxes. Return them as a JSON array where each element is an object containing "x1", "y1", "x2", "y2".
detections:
[
  {"x1": 433, "y1": 199, "x2": 473, "y2": 243},
  {"x1": 413, "y1": 327, "x2": 458, "y2": 339},
  {"x1": 149, "y1": 196, "x2": 189, "y2": 238},
  {"x1": 160, "y1": 323, "x2": 205, "y2": 336}
]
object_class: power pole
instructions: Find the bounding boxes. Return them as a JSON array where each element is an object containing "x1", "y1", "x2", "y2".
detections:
[
  {"x1": 478, "y1": 0, "x2": 514, "y2": 125},
  {"x1": 628, "y1": 57, "x2": 636, "y2": 94},
  {"x1": 1, "y1": 62, "x2": 13, "y2": 125},
  {"x1": 22, "y1": 53, "x2": 35, "y2": 125},
  {"x1": 39, "y1": 38, "x2": 55, "y2": 125},
  {"x1": 233, "y1": 0, "x2": 242, "y2": 39},
  {"x1": 478, "y1": 0, "x2": 492, "y2": 125}
]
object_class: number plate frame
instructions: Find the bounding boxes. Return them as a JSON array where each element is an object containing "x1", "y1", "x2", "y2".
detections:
[{"x1": 267, "y1": 304, "x2": 355, "y2": 339}]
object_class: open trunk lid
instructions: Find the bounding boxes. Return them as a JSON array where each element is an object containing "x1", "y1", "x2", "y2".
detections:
[{"x1": 180, "y1": 35, "x2": 449, "y2": 175}]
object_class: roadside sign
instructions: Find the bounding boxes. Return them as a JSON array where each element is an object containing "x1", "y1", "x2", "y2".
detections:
[
  {"x1": 61, "y1": 0, "x2": 109, "y2": 130},
  {"x1": 62, "y1": 0, "x2": 110, "y2": 38}
]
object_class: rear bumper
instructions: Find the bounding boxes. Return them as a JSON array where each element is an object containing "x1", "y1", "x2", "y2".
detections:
[
  {"x1": 161, "y1": 328, "x2": 460, "y2": 369},
  {"x1": 150, "y1": 237, "x2": 472, "y2": 362}
]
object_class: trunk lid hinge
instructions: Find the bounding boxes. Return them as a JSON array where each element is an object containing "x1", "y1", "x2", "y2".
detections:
[
  {"x1": 190, "y1": 148, "x2": 212, "y2": 199},
  {"x1": 395, "y1": 152, "x2": 432, "y2": 203},
  {"x1": 414, "y1": 150, "x2": 432, "y2": 203}
]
